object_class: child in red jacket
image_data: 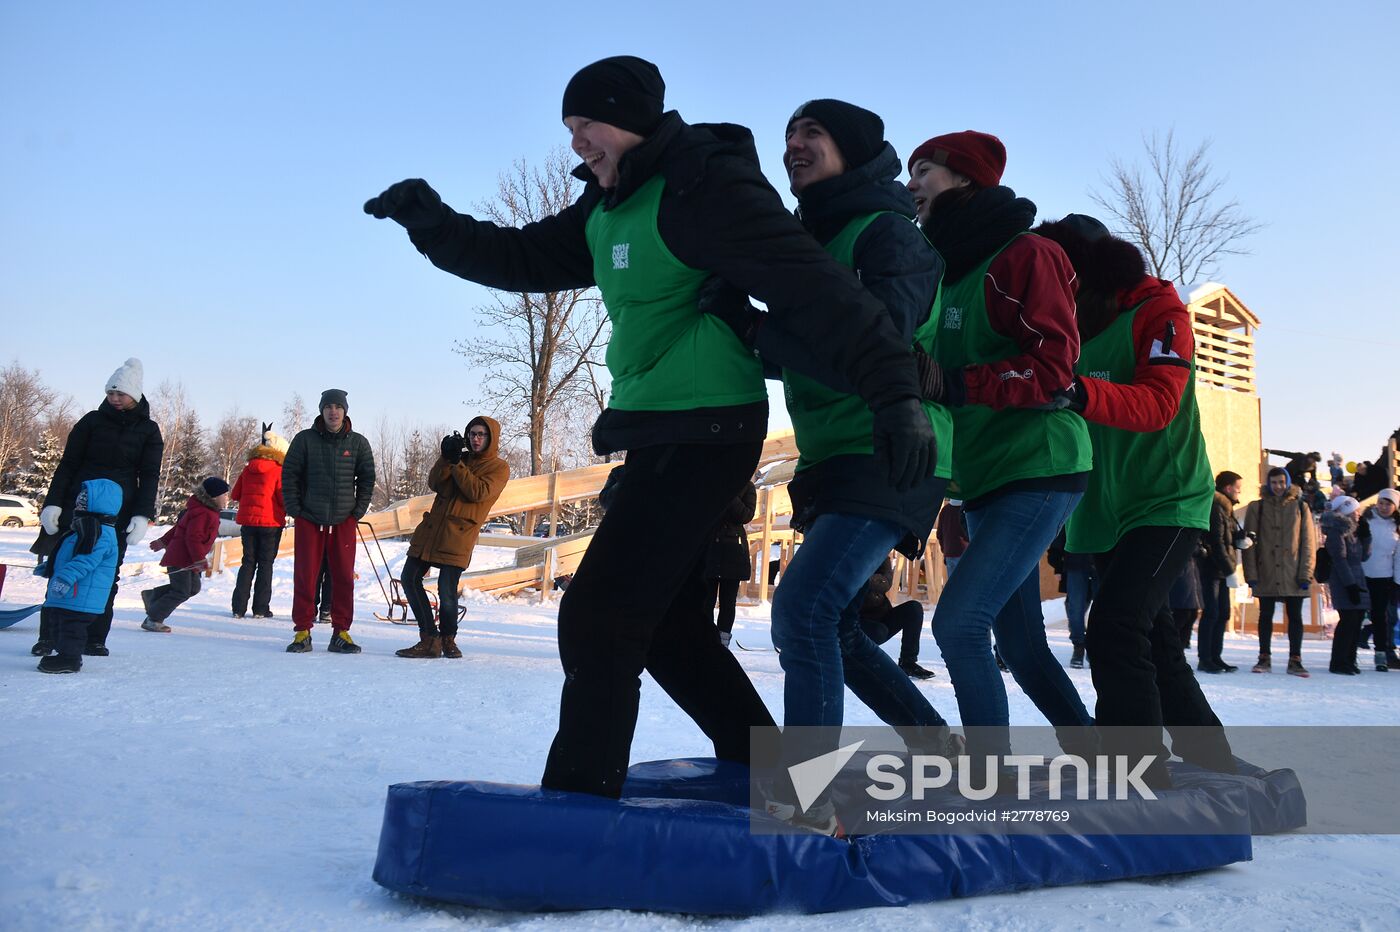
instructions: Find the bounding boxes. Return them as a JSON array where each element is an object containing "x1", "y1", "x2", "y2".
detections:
[{"x1": 140, "y1": 477, "x2": 230, "y2": 632}]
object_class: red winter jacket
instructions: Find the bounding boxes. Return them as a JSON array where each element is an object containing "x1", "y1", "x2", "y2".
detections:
[
  {"x1": 1079, "y1": 277, "x2": 1193, "y2": 433},
  {"x1": 960, "y1": 235, "x2": 1081, "y2": 410},
  {"x1": 231, "y1": 446, "x2": 286, "y2": 528},
  {"x1": 153, "y1": 492, "x2": 222, "y2": 571}
]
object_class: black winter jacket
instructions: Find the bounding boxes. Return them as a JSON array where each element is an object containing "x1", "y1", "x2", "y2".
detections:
[
  {"x1": 46, "y1": 396, "x2": 164, "y2": 529},
  {"x1": 705, "y1": 482, "x2": 756, "y2": 581},
  {"x1": 1202, "y1": 491, "x2": 1240, "y2": 578},
  {"x1": 282, "y1": 416, "x2": 376, "y2": 526},
  {"x1": 773, "y1": 144, "x2": 947, "y2": 553},
  {"x1": 408, "y1": 112, "x2": 922, "y2": 454}
]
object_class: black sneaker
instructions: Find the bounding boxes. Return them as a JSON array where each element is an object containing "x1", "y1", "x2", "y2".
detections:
[
  {"x1": 82, "y1": 644, "x2": 109, "y2": 657},
  {"x1": 38, "y1": 654, "x2": 81, "y2": 674},
  {"x1": 327, "y1": 630, "x2": 362, "y2": 654},
  {"x1": 899, "y1": 659, "x2": 936, "y2": 680},
  {"x1": 286, "y1": 630, "x2": 312, "y2": 653},
  {"x1": 1196, "y1": 661, "x2": 1225, "y2": 674},
  {"x1": 30, "y1": 640, "x2": 55, "y2": 657},
  {"x1": 1219, "y1": 661, "x2": 1239, "y2": 673},
  {"x1": 253, "y1": 611, "x2": 274, "y2": 619},
  {"x1": 1070, "y1": 645, "x2": 1085, "y2": 669}
]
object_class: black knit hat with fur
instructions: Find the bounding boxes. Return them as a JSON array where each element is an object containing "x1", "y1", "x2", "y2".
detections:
[
  {"x1": 1032, "y1": 214, "x2": 1146, "y2": 295},
  {"x1": 561, "y1": 56, "x2": 665, "y2": 136}
]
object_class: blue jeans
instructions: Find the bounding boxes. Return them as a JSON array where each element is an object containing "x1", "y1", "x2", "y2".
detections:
[
  {"x1": 1065, "y1": 566, "x2": 1096, "y2": 647},
  {"x1": 931, "y1": 490, "x2": 1092, "y2": 755},
  {"x1": 772, "y1": 512, "x2": 946, "y2": 730}
]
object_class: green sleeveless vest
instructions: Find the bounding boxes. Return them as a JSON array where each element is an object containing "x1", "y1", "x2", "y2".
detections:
[
  {"x1": 584, "y1": 175, "x2": 766, "y2": 411},
  {"x1": 927, "y1": 235, "x2": 1091, "y2": 501},
  {"x1": 782, "y1": 212, "x2": 953, "y2": 477},
  {"x1": 1064, "y1": 303, "x2": 1213, "y2": 553}
]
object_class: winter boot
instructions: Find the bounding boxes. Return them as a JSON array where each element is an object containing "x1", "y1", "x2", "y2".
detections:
[
  {"x1": 286, "y1": 629, "x2": 312, "y2": 653},
  {"x1": 232, "y1": 611, "x2": 246, "y2": 618},
  {"x1": 38, "y1": 654, "x2": 82, "y2": 674},
  {"x1": 253, "y1": 611, "x2": 274, "y2": 619},
  {"x1": 1286, "y1": 655, "x2": 1310, "y2": 677},
  {"x1": 718, "y1": 630, "x2": 732, "y2": 648},
  {"x1": 327, "y1": 629, "x2": 362, "y2": 654},
  {"x1": 141, "y1": 617, "x2": 172, "y2": 633},
  {"x1": 1070, "y1": 645, "x2": 1085, "y2": 669},
  {"x1": 1376, "y1": 651, "x2": 1389, "y2": 672},
  {"x1": 141, "y1": 589, "x2": 154, "y2": 614},
  {"x1": 1251, "y1": 653, "x2": 1271, "y2": 673},
  {"x1": 396, "y1": 636, "x2": 442, "y2": 658},
  {"x1": 440, "y1": 636, "x2": 463, "y2": 659},
  {"x1": 31, "y1": 611, "x2": 57, "y2": 655},
  {"x1": 31, "y1": 639, "x2": 55, "y2": 657},
  {"x1": 899, "y1": 659, "x2": 936, "y2": 680},
  {"x1": 82, "y1": 643, "x2": 109, "y2": 656}
]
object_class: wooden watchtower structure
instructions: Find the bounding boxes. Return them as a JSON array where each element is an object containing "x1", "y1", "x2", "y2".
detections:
[{"x1": 1184, "y1": 282, "x2": 1264, "y2": 505}]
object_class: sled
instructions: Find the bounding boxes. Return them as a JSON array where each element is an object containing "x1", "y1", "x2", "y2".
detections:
[
  {"x1": 0, "y1": 603, "x2": 41, "y2": 629},
  {"x1": 373, "y1": 755, "x2": 1302, "y2": 915},
  {"x1": 357, "y1": 522, "x2": 465, "y2": 626}
]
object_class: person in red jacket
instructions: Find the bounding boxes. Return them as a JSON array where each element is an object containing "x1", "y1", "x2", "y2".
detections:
[
  {"x1": 229, "y1": 425, "x2": 288, "y2": 619},
  {"x1": 141, "y1": 477, "x2": 229, "y2": 632}
]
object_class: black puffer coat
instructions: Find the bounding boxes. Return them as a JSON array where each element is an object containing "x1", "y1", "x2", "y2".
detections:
[
  {"x1": 704, "y1": 482, "x2": 756, "y2": 581},
  {"x1": 282, "y1": 415, "x2": 376, "y2": 526},
  {"x1": 45, "y1": 395, "x2": 164, "y2": 529}
]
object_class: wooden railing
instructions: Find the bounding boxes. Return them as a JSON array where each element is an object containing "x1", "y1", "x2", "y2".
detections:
[{"x1": 1191, "y1": 317, "x2": 1256, "y2": 393}]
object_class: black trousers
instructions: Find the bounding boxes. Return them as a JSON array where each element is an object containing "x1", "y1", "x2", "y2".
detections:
[
  {"x1": 232, "y1": 526, "x2": 283, "y2": 615},
  {"x1": 860, "y1": 600, "x2": 925, "y2": 663},
  {"x1": 1173, "y1": 608, "x2": 1198, "y2": 649},
  {"x1": 1088, "y1": 527, "x2": 1235, "y2": 786},
  {"x1": 145, "y1": 568, "x2": 202, "y2": 623},
  {"x1": 401, "y1": 554, "x2": 464, "y2": 638},
  {"x1": 1257, "y1": 596, "x2": 1305, "y2": 656},
  {"x1": 708, "y1": 578, "x2": 741, "y2": 634},
  {"x1": 42, "y1": 606, "x2": 97, "y2": 660},
  {"x1": 542, "y1": 441, "x2": 775, "y2": 798},
  {"x1": 1196, "y1": 568, "x2": 1231, "y2": 666},
  {"x1": 1331, "y1": 609, "x2": 1366, "y2": 671},
  {"x1": 86, "y1": 536, "x2": 128, "y2": 648},
  {"x1": 1366, "y1": 577, "x2": 1396, "y2": 652}
]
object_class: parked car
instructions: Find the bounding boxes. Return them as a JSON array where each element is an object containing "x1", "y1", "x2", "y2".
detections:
[
  {"x1": 481, "y1": 519, "x2": 515, "y2": 535},
  {"x1": 0, "y1": 495, "x2": 39, "y2": 528},
  {"x1": 218, "y1": 507, "x2": 240, "y2": 538}
]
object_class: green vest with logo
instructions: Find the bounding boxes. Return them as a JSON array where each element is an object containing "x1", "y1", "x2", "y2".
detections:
[
  {"x1": 584, "y1": 175, "x2": 766, "y2": 411},
  {"x1": 1064, "y1": 302, "x2": 1213, "y2": 553},
  {"x1": 783, "y1": 212, "x2": 953, "y2": 478},
  {"x1": 927, "y1": 235, "x2": 1092, "y2": 501}
]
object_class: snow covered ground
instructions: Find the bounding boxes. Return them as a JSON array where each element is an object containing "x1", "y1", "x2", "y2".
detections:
[{"x1": 2, "y1": 526, "x2": 1398, "y2": 930}]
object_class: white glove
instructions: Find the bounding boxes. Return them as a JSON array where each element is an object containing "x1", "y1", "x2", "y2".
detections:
[
  {"x1": 126, "y1": 515, "x2": 151, "y2": 546},
  {"x1": 40, "y1": 505, "x2": 62, "y2": 536},
  {"x1": 1237, "y1": 537, "x2": 1254, "y2": 551}
]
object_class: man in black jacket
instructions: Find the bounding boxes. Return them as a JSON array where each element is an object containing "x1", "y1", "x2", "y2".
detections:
[
  {"x1": 1197, "y1": 471, "x2": 1244, "y2": 673},
  {"x1": 281, "y1": 389, "x2": 376, "y2": 654},
  {"x1": 365, "y1": 57, "x2": 936, "y2": 799}
]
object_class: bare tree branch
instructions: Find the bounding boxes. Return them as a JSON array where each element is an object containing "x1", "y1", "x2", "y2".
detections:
[{"x1": 1090, "y1": 129, "x2": 1263, "y2": 286}]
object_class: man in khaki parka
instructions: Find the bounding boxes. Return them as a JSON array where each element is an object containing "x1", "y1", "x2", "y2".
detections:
[
  {"x1": 1243, "y1": 466, "x2": 1317, "y2": 675},
  {"x1": 397, "y1": 416, "x2": 510, "y2": 658}
]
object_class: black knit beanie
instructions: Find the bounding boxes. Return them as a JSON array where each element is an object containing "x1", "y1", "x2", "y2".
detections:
[
  {"x1": 202, "y1": 476, "x2": 231, "y2": 498},
  {"x1": 319, "y1": 388, "x2": 349, "y2": 413},
  {"x1": 561, "y1": 56, "x2": 665, "y2": 136},
  {"x1": 787, "y1": 99, "x2": 885, "y2": 169}
]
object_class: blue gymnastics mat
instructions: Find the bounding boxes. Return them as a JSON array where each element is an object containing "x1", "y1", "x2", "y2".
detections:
[{"x1": 373, "y1": 756, "x2": 1295, "y2": 915}]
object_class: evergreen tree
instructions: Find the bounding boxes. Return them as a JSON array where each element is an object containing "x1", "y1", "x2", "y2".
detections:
[
  {"x1": 391, "y1": 429, "x2": 434, "y2": 502},
  {"x1": 15, "y1": 431, "x2": 63, "y2": 506},
  {"x1": 160, "y1": 412, "x2": 207, "y2": 517}
]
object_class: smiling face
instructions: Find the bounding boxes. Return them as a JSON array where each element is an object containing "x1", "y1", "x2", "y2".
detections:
[
  {"x1": 906, "y1": 158, "x2": 971, "y2": 223},
  {"x1": 1379, "y1": 498, "x2": 1397, "y2": 518},
  {"x1": 1269, "y1": 473, "x2": 1289, "y2": 496},
  {"x1": 783, "y1": 117, "x2": 847, "y2": 194},
  {"x1": 564, "y1": 116, "x2": 644, "y2": 189}
]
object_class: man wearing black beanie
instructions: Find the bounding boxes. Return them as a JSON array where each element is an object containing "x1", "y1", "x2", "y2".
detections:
[{"x1": 365, "y1": 57, "x2": 937, "y2": 801}]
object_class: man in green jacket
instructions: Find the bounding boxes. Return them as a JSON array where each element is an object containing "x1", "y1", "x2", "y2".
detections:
[{"x1": 281, "y1": 389, "x2": 376, "y2": 654}]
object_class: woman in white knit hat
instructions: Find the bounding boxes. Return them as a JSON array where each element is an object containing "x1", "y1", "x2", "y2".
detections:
[
  {"x1": 30, "y1": 357, "x2": 165, "y2": 657},
  {"x1": 1358, "y1": 488, "x2": 1400, "y2": 669}
]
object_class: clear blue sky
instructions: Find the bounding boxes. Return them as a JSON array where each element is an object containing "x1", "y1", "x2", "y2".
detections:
[{"x1": 3, "y1": 1, "x2": 1396, "y2": 467}]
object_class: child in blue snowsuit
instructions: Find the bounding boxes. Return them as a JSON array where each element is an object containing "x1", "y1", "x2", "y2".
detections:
[{"x1": 34, "y1": 478, "x2": 122, "y2": 674}]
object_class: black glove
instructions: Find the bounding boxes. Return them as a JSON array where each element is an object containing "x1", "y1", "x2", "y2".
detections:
[
  {"x1": 1035, "y1": 377, "x2": 1087, "y2": 412},
  {"x1": 872, "y1": 397, "x2": 936, "y2": 492},
  {"x1": 1346, "y1": 584, "x2": 1364, "y2": 605},
  {"x1": 441, "y1": 432, "x2": 466, "y2": 462},
  {"x1": 912, "y1": 346, "x2": 965, "y2": 406},
  {"x1": 696, "y1": 275, "x2": 762, "y2": 347},
  {"x1": 364, "y1": 179, "x2": 448, "y2": 230}
]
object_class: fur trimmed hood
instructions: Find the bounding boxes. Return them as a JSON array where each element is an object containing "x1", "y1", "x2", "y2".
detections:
[
  {"x1": 191, "y1": 485, "x2": 223, "y2": 512},
  {"x1": 247, "y1": 442, "x2": 286, "y2": 466}
]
